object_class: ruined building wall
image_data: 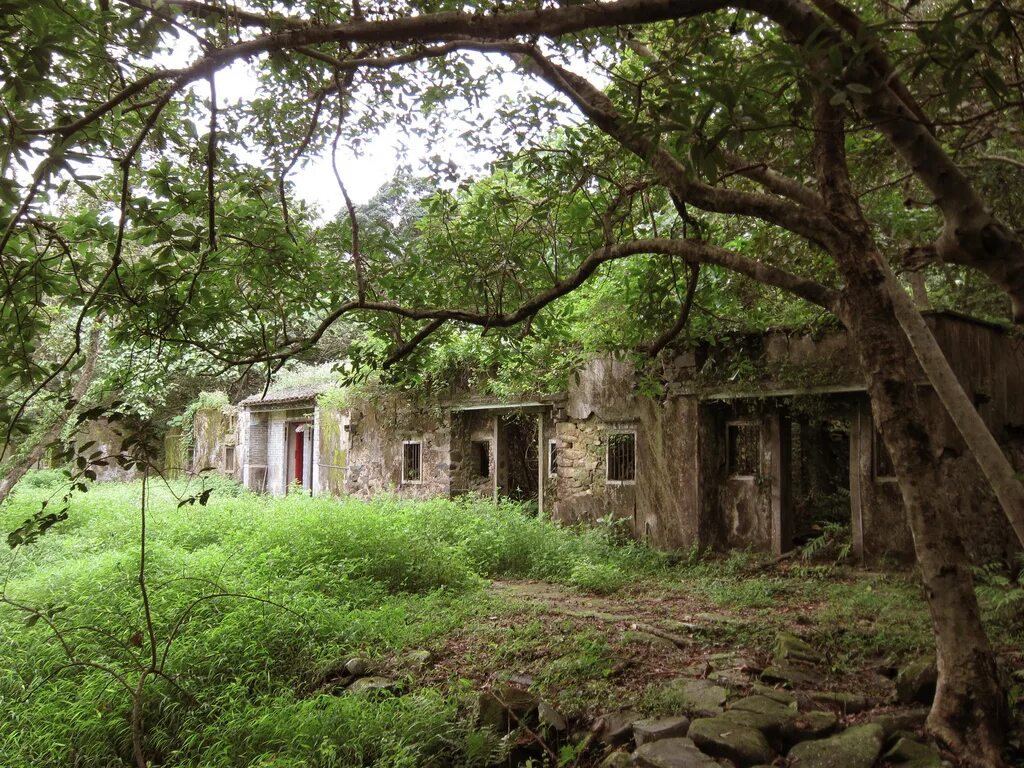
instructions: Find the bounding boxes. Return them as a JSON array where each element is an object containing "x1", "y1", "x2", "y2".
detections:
[
  {"x1": 192, "y1": 406, "x2": 241, "y2": 482},
  {"x1": 552, "y1": 357, "x2": 701, "y2": 551},
  {"x1": 315, "y1": 406, "x2": 349, "y2": 497},
  {"x1": 344, "y1": 394, "x2": 451, "y2": 500},
  {"x1": 450, "y1": 411, "x2": 495, "y2": 498}
]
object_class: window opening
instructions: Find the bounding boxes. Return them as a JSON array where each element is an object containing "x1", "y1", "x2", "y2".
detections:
[
  {"x1": 607, "y1": 432, "x2": 636, "y2": 483},
  {"x1": 548, "y1": 439, "x2": 558, "y2": 477},
  {"x1": 727, "y1": 422, "x2": 760, "y2": 477},
  {"x1": 402, "y1": 441, "x2": 422, "y2": 483},
  {"x1": 472, "y1": 440, "x2": 490, "y2": 478}
]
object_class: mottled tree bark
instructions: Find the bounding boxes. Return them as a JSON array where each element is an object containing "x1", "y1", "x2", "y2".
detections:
[{"x1": 836, "y1": 260, "x2": 1007, "y2": 766}]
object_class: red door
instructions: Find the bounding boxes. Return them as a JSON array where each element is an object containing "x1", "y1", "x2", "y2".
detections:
[{"x1": 294, "y1": 426, "x2": 304, "y2": 485}]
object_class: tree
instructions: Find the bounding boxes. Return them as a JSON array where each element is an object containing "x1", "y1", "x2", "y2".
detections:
[{"x1": 3, "y1": 1, "x2": 1024, "y2": 762}]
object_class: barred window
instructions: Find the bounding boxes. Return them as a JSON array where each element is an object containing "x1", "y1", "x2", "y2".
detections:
[
  {"x1": 472, "y1": 440, "x2": 490, "y2": 478},
  {"x1": 607, "y1": 432, "x2": 636, "y2": 483},
  {"x1": 548, "y1": 439, "x2": 558, "y2": 477},
  {"x1": 402, "y1": 441, "x2": 422, "y2": 483},
  {"x1": 727, "y1": 422, "x2": 759, "y2": 477}
]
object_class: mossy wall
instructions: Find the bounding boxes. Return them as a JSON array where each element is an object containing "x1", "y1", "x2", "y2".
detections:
[
  {"x1": 192, "y1": 406, "x2": 240, "y2": 481},
  {"x1": 317, "y1": 406, "x2": 348, "y2": 496}
]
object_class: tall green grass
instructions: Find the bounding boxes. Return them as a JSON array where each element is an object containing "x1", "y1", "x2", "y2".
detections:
[{"x1": 0, "y1": 475, "x2": 665, "y2": 767}]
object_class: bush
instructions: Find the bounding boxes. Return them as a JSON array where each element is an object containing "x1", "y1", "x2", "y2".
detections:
[
  {"x1": 10, "y1": 468, "x2": 68, "y2": 490},
  {"x1": 0, "y1": 481, "x2": 666, "y2": 767}
]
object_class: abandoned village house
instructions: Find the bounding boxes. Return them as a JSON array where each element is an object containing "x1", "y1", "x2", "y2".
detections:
[{"x1": 188, "y1": 311, "x2": 1024, "y2": 566}]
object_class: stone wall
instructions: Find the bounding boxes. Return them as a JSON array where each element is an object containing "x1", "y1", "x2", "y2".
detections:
[
  {"x1": 316, "y1": 406, "x2": 349, "y2": 496},
  {"x1": 552, "y1": 357, "x2": 702, "y2": 551},
  {"x1": 77, "y1": 418, "x2": 143, "y2": 482},
  {"x1": 344, "y1": 394, "x2": 451, "y2": 500},
  {"x1": 192, "y1": 406, "x2": 241, "y2": 482},
  {"x1": 450, "y1": 411, "x2": 495, "y2": 498}
]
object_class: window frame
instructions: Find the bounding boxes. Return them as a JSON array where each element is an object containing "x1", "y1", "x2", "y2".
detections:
[
  {"x1": 726, "y1": 420, "x2": 761, "y2": 479},
  {"x1": 605, "y1": 430, "x2": 637, "y2": 485},
  {"x1": 548, "y1": 438, "x2": 558, "y2": 478},
  {"x1": 401, "y1": 440, "x2": 423, "y2": 484}
]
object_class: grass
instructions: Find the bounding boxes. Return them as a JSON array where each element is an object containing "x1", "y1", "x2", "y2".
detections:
[
  {"x1": 1, "y1": 474, "x2": 1018, "y2": 767},
  {"x1": 0, "y1": 474, "x2": 666, "y2": 768}
]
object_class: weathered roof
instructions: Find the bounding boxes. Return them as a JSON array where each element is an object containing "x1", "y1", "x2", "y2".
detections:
[{"x1": 240, "y1": 385, "x2": 327, "y2": 408}]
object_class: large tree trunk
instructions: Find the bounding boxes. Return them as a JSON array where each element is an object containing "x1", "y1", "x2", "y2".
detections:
[
  {"x1": 0, "y1": 324, "x2": 103, "y2": 507},
  {"x1": 838, "y1": 259, "x2": 1007, "y2": 766},
  {"x1": 883, "y1": 272, "x2": 1024, "y2": 544}
]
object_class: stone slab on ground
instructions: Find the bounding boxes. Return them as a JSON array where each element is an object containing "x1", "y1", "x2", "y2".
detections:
[
  {"x1": 603, "y1": 709, "x2": 644, "y2": 746},
  {"x1": 538, "y1": 701, "x2": 567, "y2": 732},
  {"x1": 774, "y1": 632, "x2": 824, "y2": 665},
  {"x1": 345, "y1": 676, "x2": 395, "y2": 694},
  {"x1": 808, "y1": 690, "x2": 869, "y2": 714},
  {"x1": 344, "y1": 657, "x2": 370, "y2": 676},
  {"x1": 632, "y1": 737, "x2": 722, "y2": 768},
  {"x1": 786, "y1": 723, "x2": 885, "y2": 768},
  {"x1": 718, "y1": 709, "x2": 790, "y2": 741},
  {"x1": 658, "y1": 677, "x2": 729, "y2": 717},
  {"x1": 760, "y1": 662, "x2": 824, "y2": 687},
  {"x1": 884, "y1": 736, "x2": 943, "y2": 767},
  {"x1": 599, "y1": 750, "x2": 633, "y2": 768},
  {"x1": 688, "y1": 716, "x2": 776, "y2": 766},
  {"x1": 623, "y1": 630, "x2": 679, "y2": 650},
  {"x1": 729, "y1": 694, "x2": 798, "y2": 717},
  {"x1": 896, "y1": 657, "x2": 938, "y2": 705},
  {"x1": 869, "y1": 708, "x2": 929, "y2": 738},
  {"x1": 779, "y1": 710, "x2": 838, "y2": 745},
  {"x1": 477, "y1": 685, "x2": 539, "y2": 731},
  {"x1": 751, "y1": 685, "x2": 796, "y2": 705},
  {"x1": 634, "y1": 716, "x2": 691, "y2": 746}
]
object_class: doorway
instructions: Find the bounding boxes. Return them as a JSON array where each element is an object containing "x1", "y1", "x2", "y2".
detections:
[
  {"x1": 286, "y1": 421, "x2": 313, "y2": 493},
  {"x1": 787, "y1": 414, "x2": 851, "y2": 547},
  {"x1": 496, "y1": 413, "x2": 539, "y2": 502}
]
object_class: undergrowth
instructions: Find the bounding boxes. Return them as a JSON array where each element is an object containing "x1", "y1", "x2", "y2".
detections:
[{"x1": 0, "y1": 476, "x2": 665, "y2": 767}]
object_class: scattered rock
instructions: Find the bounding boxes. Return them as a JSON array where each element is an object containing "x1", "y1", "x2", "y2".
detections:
[
  {"x1": 729, "y1": 694, "x2": 798, "y2": 717},
  {"x1": 760, "y1": 662, "x2": 823, "y2": 687},
  {"x1": 896, "y1": 657, "x2": 938, "y2": 705},
  {"x1": 632, "y1": 737, "x2": 721, "y2": 767},
  {"x1": 657, "y1": 677, "x2": 728, "y2": 717},
  {"x1": 404, "y1": 649, "x2": 432, "y2": 669},
  {"x1": 809, "y1": 691, "x2": 869, "y2": 714},
  {"x1": 345, "y1": 676, "x2": 394, "y2": 694},
  {"x1": 780, "y1": 710, "x2": 838, "y2": 745},
  {"x1": 623, "y1": 630, "x2": 679, "y2": 650},
  {"x1": 634, "y1": 716, "x2": 691, "y2": 746},
  {"x1": 751, "y1": 685, "x2": 796, "y2": 705},
  {"x1": 884, "y1": 736, "x2": 943, "y2": 767},
  {"x1": 538, "y1": 701, "x2": 568, "y2": 733},
  {"x1": 477, "y1": 685, "x2": 539, "y2": 732},
  {"x1": 708, "y1": 652, "x2": 760, "y2": 673},
  {"x1": 599, "y1": 750, "x2": 633, "y2": 768},
  {"x1": 603, "y1": 709, "x2": 644, "y2": 746},
  {"x1": 787, "y1": 723, "x2": 885, "y2": 768},
  {"x1": 774, "y1": 632, "x2": 824, "y2": 665},
  {"x1": 869, "y1": 708, "x2": 929, "y2": 738},
  {"x1": 718, "y1": 709, "x2": 790, "y2": 742},
  {"x1": 344, "y1": 657, "x2": 370, "y2": 677},
  {"x1": 688, "y1": 716, "x2": 776, "y2": 766}
]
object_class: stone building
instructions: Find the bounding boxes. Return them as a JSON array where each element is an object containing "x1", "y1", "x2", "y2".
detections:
[{"x1": 206, "y1": 310, "x2": 1023, "y2": 565}]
